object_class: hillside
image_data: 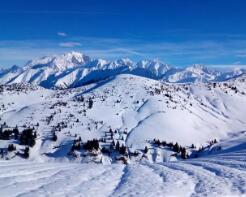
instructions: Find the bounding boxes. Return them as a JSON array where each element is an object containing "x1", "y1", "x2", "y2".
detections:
[{"x1": 0, "y1": 74, "x2": 245, "y2": 163}]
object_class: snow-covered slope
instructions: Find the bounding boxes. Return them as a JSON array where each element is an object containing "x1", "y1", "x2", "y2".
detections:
[
  {"x1": 0, "y1": 65, "x2": 23, "y2": 84},
  {"x1": 0, "y1": 73, "x2": 246, "y2": 196},
  {"x1": 0, "y1": 74, "x2": 245, "y2": 160},
  {"x1": 164, "y1": 64, "x2": 218, "y2": 83},
  {"x1": 0, "y1": 132, "x2": 246, "y2": 197},
  {"x1": 0, "y1": 52, "x2": 245, "y2": 88}
]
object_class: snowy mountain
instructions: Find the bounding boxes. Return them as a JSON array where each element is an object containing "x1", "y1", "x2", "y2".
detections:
[
  {"x1": 0, "y1": 51, "x2": 245, "y2": 88},
  {"x1": 164, "y1": 64, "x2": 218, "y2": 83},
  {"x1": 0, "y1": 65, "x2": 23, "y2": 84},
  {"x1": 0, "y1": 72, "x2": 246, "y2": 196}
]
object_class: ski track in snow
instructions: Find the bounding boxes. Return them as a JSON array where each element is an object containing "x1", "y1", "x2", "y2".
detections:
[{"x1": 1, "y1": 148, "x2": 246, "y2": 197}]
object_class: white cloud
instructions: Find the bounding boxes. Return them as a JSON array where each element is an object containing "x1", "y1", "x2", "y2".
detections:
[
  {"x1": 57, "y1": 32, "x2": 67, "y2": 37},
  {"x1": 59, "y1": 42, "x2": 81, "y2": 48}
]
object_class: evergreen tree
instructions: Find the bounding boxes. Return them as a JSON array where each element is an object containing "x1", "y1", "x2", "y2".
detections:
[
  {"x1": 173, "y1": 142, "x2": 180, "y2": 153},
  {"x1": 144, "y1": 146, "x2": 148, "y2": 154},
  {"x1": 52, "y1": 132, "x2": 57, "y2": 141},
  {"x1": 20, "y1": 128, "x2": 36, "y2": 147},
  {"x1": 13, "y1": 126, "x2": 19, "y2": 139},
  {"x1": 88, "y1": 98, "x2": 93, "y2": 109},
  {"x1": 181, "y1": 147, "x2": 187, "y2": 159},
  {"x1": 119, "y1": 144, "x2": 126, "y2": 155},
  {"x1": 23, "y1": 147, "x2": 29, "y2": 158},
  {"x1": 161, "y1": 141, "x2": 166, "y2": 146},
  {"x1": 116, "y1": 141, "x2": 120, "y2": 151},
  {"x1": 8, "y1": 144, "x2": 16, "y2": 152},
  {"x1": 33, "y1": 131, "x2": 37, "y2": 138},
  {"x1": 154, "y1": 139, "x2": 161, "y2": 146}
]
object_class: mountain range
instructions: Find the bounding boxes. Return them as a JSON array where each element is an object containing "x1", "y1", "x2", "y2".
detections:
[
  {"x1": 0, "y1": 51, "x2": 245, "y2": 88},
  {"x1": 1, "y1": 52, "x2": 246, "y2": 196}
]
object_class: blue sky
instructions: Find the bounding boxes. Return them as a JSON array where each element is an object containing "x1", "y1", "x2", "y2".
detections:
[{"x1": 1, "y1": 0, "x2": 246, "y2": 68}]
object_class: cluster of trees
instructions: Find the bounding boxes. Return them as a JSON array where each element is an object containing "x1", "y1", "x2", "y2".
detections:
[
  {"x1": 73, "y1": 136, "x2": 128, "y2": 156},
  {"x1": 83, "y1": 139, "x2": 99, "y2": 151},
  {"x1": 0, "y1": 129, "x2": 14, "y2": 140},
  {"x1": 70, "y1": 137, "x2": 101, "y2": 153},
  {"x1": 55, "y1": 122, "x2": 67, "y2": 131},
  {"x1": 0, "y1": 125, "x2": 37, "y2": 159},
  {"x1": 19, "y1": 128, "x2": 37, "y2": 147},
  {"x1": 197, "y1": 139, "x2": 218, "y2": 153},
  {"x1": 88, "y1": 98, "x2": 93, "y2": 109},
  {"x1": 112, "y1": 141, "x2": 127, "y2": 155},
  {"x1": 70, "y1": 137, "x2": 100, "y2": 152},
  {"x1": 3, "y1": 83, "x2": 37, "y2": 92},
  {"x1": 50, "y1": 101, "x2": 67, "y2": 109},
  {"x1": 74, "y1": 96, "x2": 84, "y2": 102},
  {"x1": 153, "y1": 139, "x2": 188, "y2": 159},
  {"x1": 0, "y1": 126, "x2": 19, "y2": 140},
  {"x1": 7, "y1": 144, "x2": 16, "y2": 152},
  {"x1": 209, "y1": 139, "x2": 217, "y2": 146},
  {"x1": 230, "y1": 86, "x2": 238, "y2": 93}
]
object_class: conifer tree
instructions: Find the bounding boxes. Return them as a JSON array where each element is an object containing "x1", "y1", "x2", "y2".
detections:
[
  {"x1": 119, "y1": 144, "x2": 126, "y2": 155},
  {"x1": 173, "y1": 142, "x2": 180, "y2": 153},
  {"x1": 13, "y1": 126, "x2": 19, "y2": 139},
  {"x1": 181, "y1": 147, "x2": 187, "y2": 159},
  {"x1": 144, "y1": 146, "x2": 148, "y2": 154},
  {"x1": 116, "y1": 141, "x2": 120, "y2": 151},
  {"x1": 88, "y1": 98, "x2": 93, "y2": 109},
  {"x1": 23, "y1": 147, "x2": 29, "y2": 158}
]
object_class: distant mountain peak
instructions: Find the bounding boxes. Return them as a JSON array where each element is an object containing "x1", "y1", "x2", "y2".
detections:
[
  {"x1": 24, "y1": 51, "x2": 91, "y2": 71},
  {"x1": 0, "y1": 51, "x2": 245, "y2": 88}
]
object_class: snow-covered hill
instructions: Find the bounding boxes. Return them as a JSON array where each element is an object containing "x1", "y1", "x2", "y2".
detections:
[
  {"x1": 0, "y1": 73, "x2": 245, "y2": 161},
  {"x1": 0, "y1": 52, "x2": 245, "y2": 88}
]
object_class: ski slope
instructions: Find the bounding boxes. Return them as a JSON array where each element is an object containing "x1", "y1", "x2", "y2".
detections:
[{"x1": 0, "y1": 138, "x2": 245, "y2": 197}]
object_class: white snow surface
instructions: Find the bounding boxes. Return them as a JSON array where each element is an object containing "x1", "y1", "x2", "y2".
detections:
[
  {"x1": 0, "y1": 137, "x2": 246, "y2": 197},
  {"x1": 0, "y1": 73, "x2": 246, "y2": 196}
]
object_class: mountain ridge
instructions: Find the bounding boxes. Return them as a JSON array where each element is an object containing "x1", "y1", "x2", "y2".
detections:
[{"x1": 0, "y1": 51, "x2": 245, "y2": 88}]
